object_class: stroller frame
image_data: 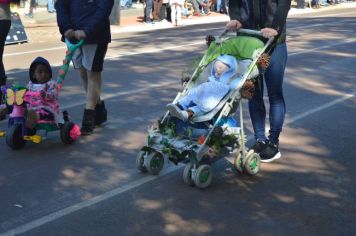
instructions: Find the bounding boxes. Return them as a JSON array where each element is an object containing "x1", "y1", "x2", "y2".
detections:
[{"x1": 137, "y1": 29, "x2": 274, "y2": 188}]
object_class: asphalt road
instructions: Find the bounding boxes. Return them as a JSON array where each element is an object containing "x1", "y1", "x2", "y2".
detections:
[{"x1": 1, "y1": 6, "x2": 356, "y2": 236}]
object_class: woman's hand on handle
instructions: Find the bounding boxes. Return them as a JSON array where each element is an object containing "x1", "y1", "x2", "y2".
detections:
[
  {"x1": 226, "y1": 20, "x2": 242, "y2": 32},
  {"x1": 260, "y1": 28, "x2": 278, "y2": 39}
]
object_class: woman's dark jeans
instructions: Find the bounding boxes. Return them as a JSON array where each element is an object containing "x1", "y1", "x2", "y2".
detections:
[
  {"x1": 0, "y1": 20, "x2": 11, "y2": 86},
  {"x1": 248, "y1": 43, "x2": 288, "y2": 145}
]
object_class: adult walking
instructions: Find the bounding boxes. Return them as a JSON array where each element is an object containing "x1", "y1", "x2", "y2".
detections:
[
  {"x1": 56, "y1": 0, "x2": 114, "y2": 135},
  {"x1": 0, "y1": 0, "x2": 12, "y2": 119},
  {"x1": 226, "y1": 0, "x2": 291, "y2": 162}
]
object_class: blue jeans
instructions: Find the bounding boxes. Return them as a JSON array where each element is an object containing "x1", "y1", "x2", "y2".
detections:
[
  {"x1": 47, "y1": 0, "x2": 55, "y2": 12},
  {"x1": 248, "y1": 43, "x2": 288, "y2": 145},
  {"x1": 144, "y1": 0, "x2": 153, "y2": 22},
  {"x1": 216, "y1": 0, "x2": 227, "y2": 13},
  {"x1": 121, "y1": 0, "x2": 132, "y2": 7}
]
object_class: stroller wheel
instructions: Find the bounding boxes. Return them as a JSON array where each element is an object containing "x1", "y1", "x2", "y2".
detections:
[
  {"x1": 182, "y1": 162, "x2": 195, "y2": 186},
  {"x1": 193, "y1": 164, "x2": 212, "y2": 189},
  {"x1": 136, "y1": 150, "x2": 148, "y2": 173},
  {"x1": 146, "y1": 151, "x2": 164, "y2": 175},
  {"x1": 233, "y1": 151, "x2": 244, "y2": 173},
  {"x1": 244, "y1": 152, "x2": 261, "y2": 176}
]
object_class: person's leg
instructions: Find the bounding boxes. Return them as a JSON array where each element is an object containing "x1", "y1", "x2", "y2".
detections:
[
  {"x1": 86, "y1": 71, "x2": 101, "y2": 110},
  {"x1": 219, "y1": 0, "x2": 227, "y2": 13},
  {"x1": 189, "y1": 0, "x2": 201, "y2": 14},
  {"x1": 121, "y1": 0, "x2": 128, "y2": 7},
  {"x1": 216, "y1": 0, "x2": 221, "y2": 12},
  {"x1": 176, "y1": 4, "x2": 182, "y2": 25},
  {"x1": 264, "y1": 43, "x2": 287, "y2": 146},
  {"x1": 248, "y1": 75, "x2": 267, "y2": 142},
  {"x1": 47, "y1": 0, "x2": 55, "y2": 12},
  {"x1": 80, "y1": 44, "x2": 108, "y2": 134},
  {"x1": 0, "y1": 20, "x2": 11, "y2": 120},
  {"x1": 0, "y1": 20, "x2": 11, "y2": 87},
  {"x1": 153, "y1": 0, "x2": 159, "y2": 20},
  {"x1": 257, "y1": 43, "x2": 288, "y2": 162},
  {"x1": 170, "y1": 4, "x2": 177, "y2": 25},
  {"x1": 78, "y1": 66, "x2": 89, "y2": 92},
  {"x1": 156, "y1": 0, "x2": 163, "y2": 20},
  {"x1": 145, "y1": 0, "x2": 153, "y2": 22}
]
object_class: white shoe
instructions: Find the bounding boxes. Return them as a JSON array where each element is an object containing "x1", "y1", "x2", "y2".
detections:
[{"x1": 167, "y1": 103, "x2": 189, "y2": 121}]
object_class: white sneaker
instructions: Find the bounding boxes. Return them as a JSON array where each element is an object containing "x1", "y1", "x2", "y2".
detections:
[{"x1": 167, "y1": 103, "x2": 189, "y2": 121}]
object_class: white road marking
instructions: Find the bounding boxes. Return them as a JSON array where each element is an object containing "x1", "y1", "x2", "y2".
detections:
[{"x1": 0, "y1": 165, "x2": 182, "y2": 236}]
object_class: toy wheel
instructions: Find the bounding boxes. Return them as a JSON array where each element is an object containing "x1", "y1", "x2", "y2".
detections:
[
  {"x1": 182, "y1": 162, "x2": 195, "y2": 186},
  {"x1": 60, "y1": 121, "x2": 75, "y2": 144},
  {"x1": 6, "y1": 124, "x2": 26, "y2": 150},
  {"x1": 136, "y1": 150, "x2": 148, "y2": 173},
  {"x1": 146, "y1": 151, "x2": 164, "y2": 175},
  {"x1": 233, "y1": 151, "x2": 244, "y2": 173},
  {"x1": 194, "y1": 164, "x2": 212, "y2": 189},
  {"x1": 244, "y1": 152, "x2": 261, "y2": 176}
]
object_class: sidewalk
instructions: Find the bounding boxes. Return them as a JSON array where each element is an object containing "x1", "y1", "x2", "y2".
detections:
[{"x1": 11, "y1": 1, "x2": 356, "y2": 43}]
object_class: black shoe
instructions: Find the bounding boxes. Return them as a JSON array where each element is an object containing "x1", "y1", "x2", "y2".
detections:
[
  {"x1": 251, "y1": 139, "x2": 268, "y2": 153},
  {"x1": 260, "y1": 142, "x2": 281, "y2": 162},
  {"x1": 81, "y1": 109, "x2": 96, "y2": 135},
  {"x1": 94, "y1": 101, "x2": 107, "y2": 126}
]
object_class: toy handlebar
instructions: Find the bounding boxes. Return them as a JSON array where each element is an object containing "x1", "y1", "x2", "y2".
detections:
[{"x1": 56, "y1": 39, "x2": 84, "y2": 89}]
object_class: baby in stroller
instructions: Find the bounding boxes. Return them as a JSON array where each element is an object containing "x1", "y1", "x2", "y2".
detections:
[{"x1": 167, "y1": 54, "x2": 252, "y2": 122}]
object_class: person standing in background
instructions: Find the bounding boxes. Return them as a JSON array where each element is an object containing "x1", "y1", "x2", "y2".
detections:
[
  {"x1": 297, "y1": 0, "x2": 305, "y2": 8},
  {"x1": 47, "y1": 0, "x2": 55, "y2": 13},
  {"x1": 153, "y1": 0, "x2": 163, "y2": 21},
  {"x1": 169, "y1": 0, "x2": 184, "y2": 26},
  {"x1": 0, "y1": 0, "x2": 11, "y2": 114},
  {"x1": 144, "y1": 0, "x2": 153, "y2": 23},
  {"x1": 24, "y1": 0, "x2": 36, "y2": 18}
]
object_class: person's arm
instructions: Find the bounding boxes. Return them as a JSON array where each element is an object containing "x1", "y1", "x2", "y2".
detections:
[
  {"x1": 56, "y1": 0, "x2": 73, "y2": 36},
  {"x1": 270, "y1": 0, "x2": 291, "y2": 34},
  {"x1": 81, "y1": 0, "x2": 114, "y2": 39}
]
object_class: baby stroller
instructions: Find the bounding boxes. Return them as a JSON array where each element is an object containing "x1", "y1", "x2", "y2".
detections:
[
  {"x1": 136, "y1": 29, "x2": 275, "y2": 188},
  {"x1": 0, "y1": 40, "x2": 84, "y2": 150}
]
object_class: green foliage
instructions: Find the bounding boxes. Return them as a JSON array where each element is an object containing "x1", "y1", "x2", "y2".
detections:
[{"x1": 208, "y1": 134, "x2": 237, "y2": 156}]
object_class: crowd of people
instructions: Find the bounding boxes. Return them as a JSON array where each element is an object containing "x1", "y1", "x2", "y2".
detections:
[
  {"x1": 140, "y1": 0, "x2": 229, "y2": 25},
  {"x1": 296, "y1": 0, "x2": 355, "y2": 9}
]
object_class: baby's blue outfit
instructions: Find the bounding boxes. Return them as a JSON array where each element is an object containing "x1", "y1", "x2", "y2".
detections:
[{"x1": 178, "y1": 55, "x2": 250, "y2": 116}]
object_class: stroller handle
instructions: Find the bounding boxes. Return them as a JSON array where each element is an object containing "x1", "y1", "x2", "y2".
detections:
[{"x1": 221, "y1": 28, "x2": 263, "y2": 37}]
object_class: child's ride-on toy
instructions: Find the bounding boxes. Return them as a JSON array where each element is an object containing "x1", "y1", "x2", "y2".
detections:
[{"x1": 1, "y1": 40, "x2": 84, "y2": 150}]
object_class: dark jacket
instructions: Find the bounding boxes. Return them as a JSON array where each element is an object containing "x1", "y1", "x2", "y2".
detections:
[
  {"x1": 228, "y1": 0, "x2": 291, "y2": 43},
  {"x1": 56, "y1": 0, "x2": 114, "y2": 44}
]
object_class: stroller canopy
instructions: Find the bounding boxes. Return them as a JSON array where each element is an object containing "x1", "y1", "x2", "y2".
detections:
[{"x1": 204, "y1": 36, "x2": 265, "y2": 66}]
